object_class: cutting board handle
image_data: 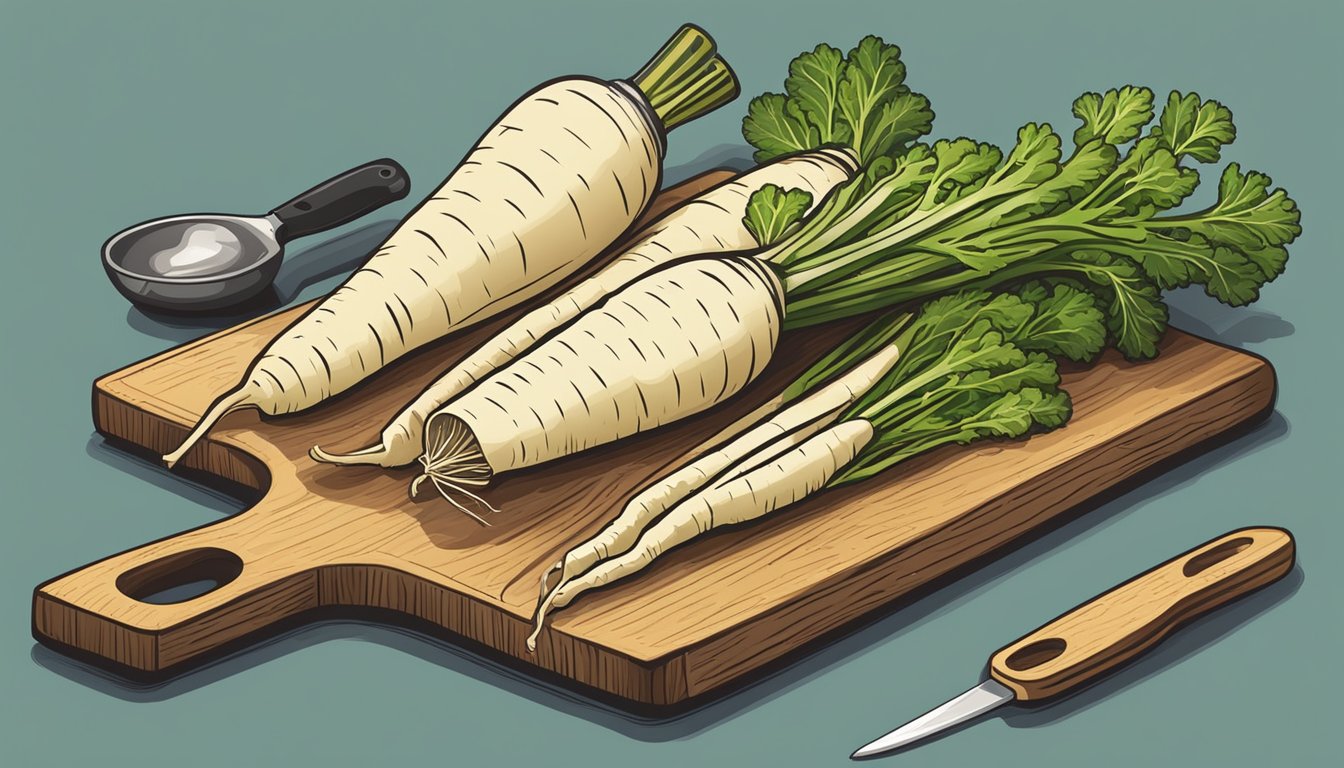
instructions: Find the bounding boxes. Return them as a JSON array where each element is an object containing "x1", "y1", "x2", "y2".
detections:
[
  {"x1": 988, "y1": 527, "x2": 1294, "y2": 702},
  {"x1": 32, "y1": 506, "x2": 319, "y2": 674}
]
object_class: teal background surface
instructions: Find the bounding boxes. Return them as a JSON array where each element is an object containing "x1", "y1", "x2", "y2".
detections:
[{"x1": 1, "y1": 0, "x2": 1337, "y2": 765}]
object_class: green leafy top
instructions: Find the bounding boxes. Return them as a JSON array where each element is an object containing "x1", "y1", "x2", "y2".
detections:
[
  {"x1": 743, "y1": 184, "x2": 814, "y2": 246},
  {"x1": 756, "y1": 86, "x2": 1299, "y2": 360},
  {"x1": 811, "y1": 287, "x2": 1096, "y2": 485},
  {"x1": 742, "y1": 36, "x2": 933, "y2": 165}
]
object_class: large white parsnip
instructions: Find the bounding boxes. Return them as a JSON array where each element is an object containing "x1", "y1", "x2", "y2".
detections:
[
  {"x1": 163, "y1": 26, "x2": 738, "y2": 467},
  {"x1": 312, "y1": 148, "x2": 857, "y2": 468},
  {"x1": 419, "y1": 256, "x2": 784, "y2": 489}
]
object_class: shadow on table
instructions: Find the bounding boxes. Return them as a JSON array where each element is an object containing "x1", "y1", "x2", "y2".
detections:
[
  {"x1": 1166, "y1": 289, "x2": 1295, "y2": 348},
  {"x1": 34, "y1": 410, "x2": 1293, "y2": 742},
  {"x1": 84, "y1": 435, "x2": 256, "y2": 516},
  {"x1": 124, "y1": 218, "x2": 398, "y2": 343}
]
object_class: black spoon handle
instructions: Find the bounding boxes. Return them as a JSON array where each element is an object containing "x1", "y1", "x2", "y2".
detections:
[{"x1": 269, "y1": 158, "x2": 410, "y2": 242}]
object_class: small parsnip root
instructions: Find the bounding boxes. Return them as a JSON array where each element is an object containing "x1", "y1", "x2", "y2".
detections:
[
  {"x1": 527, "y1": 419, "x2": 874, "y2": 649},
  {"x1": 528, "y1": 337, "x2": 907, "y2": 647},
  {"x1": 529, "y1": 286, "x2": 1093, "y2": 641}
]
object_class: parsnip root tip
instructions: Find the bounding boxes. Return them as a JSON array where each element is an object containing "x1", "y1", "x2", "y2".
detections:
[
  {"x1": 309, "y1": 443, "x2": 385, "y2": 466},
  {"x1": 527, "y1": 558, "x2": 576, "y2": 652},
  {"x1": 526, "y1": 592, "x2": 558, "y2": 653},
  {"x1": 534, "y1": 561, "x2": 563, "y2": 614},
  {"x1": 163, "y1": 389, "x2": 252, "y2": 469}
]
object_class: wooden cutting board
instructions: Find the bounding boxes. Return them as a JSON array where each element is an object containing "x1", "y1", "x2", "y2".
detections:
[{"x1": 32, "y1": 170, "x2": 1276, "y2": 710}]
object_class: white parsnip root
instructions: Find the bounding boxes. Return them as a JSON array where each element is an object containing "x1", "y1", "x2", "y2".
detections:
[
  {"x1": 311, "y1": 149, "x2": 857, "y2": 468},
  {"x1": 527, "y1": 341, "x2": 904, "y2": 644},
  {"x1": 521, "y1": 282, "x2": 1118, "y2": 647},
  {"x1": 390, "y1": 36, "x2": 942, "y2": 518},
  {"x1": 163, "y1": 26, "x2": 737, "y2": 468},
  {"x1": 418, "y1": 256, "x2": 784, "y2": 502},
  {"x1": 526, "y1": 419, "x2": 873, "y2": 648}
]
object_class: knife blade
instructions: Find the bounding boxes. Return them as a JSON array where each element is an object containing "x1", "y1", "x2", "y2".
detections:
[{"x1": 852, "y1": 526, "x2": 1294, "y2": 760}]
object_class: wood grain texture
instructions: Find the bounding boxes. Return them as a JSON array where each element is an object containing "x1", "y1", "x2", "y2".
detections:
[
  {"x1": 989, "y1": 527, "x2": 1294, "y2": 701},
  {"x1": 32, "y1": 170, "x2": 1278, "y2": 708}
]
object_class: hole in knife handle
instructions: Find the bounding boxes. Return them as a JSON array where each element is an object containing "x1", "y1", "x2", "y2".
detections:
[
  {"x1": 1183, "y1": 537, "x2": 1254, "y2": 578},
  {"x1": 1005, "y1": 638, "x2": 1067, "y2": 671},
  {"x1": 115, "y1": 547, "x2": 244, "y2": 605}
]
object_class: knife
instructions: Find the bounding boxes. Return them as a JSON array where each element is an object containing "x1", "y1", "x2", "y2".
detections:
[{"x1": 851, "y1": 526, "x2": 1294, "y2": 759}]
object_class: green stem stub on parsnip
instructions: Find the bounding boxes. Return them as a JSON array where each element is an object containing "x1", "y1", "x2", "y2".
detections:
[{"x1": 631, "y1": 25, "x2": 739, "y2": 131}]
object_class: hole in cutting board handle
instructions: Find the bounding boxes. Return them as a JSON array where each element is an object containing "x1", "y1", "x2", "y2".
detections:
[{"x1": 115, "y1": 547, "x2": 244, "y2": 605}]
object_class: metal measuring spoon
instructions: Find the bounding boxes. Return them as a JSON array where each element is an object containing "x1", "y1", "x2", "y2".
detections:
[{"x1": 103, "y1": 158, "x2": 409, "y2": 313}]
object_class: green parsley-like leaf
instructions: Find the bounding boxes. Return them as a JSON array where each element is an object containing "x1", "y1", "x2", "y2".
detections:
[
  {"x1": 1155, "y1": 163, "x2": 1300, "y2": 282},
  {"x1": 785, "y1": 43, "x2": 849, "y2": 144},
  {"x1": 940, "y1": 352, "x2": 1061, "y2": 397},
  {"x1": 742, "y1": 93, "x2": 819, "y2": 163},
  {"x1": 855, "y1": 91, "x2": 934, "y2": 166},
  {"x1": 1073, "y1": 86, "x2": 1154, "y2": 146},
  {"x1": 1065, "y1": 251, "x2": 1169, "y2": 359},
  {"x1": 924, "y1": 139, "x2": 1003, "y2": 207},
  {"x1": 836, "y1": 36, "x2": 908, "y2": 159},
  {"x1": 1156, "y1": 91, "x2": 1236, "y2": 164},
  {"x1": 743, "y1": 184, "x2": 814, "y2": 246},
  {"x1": 1109, "y1": 143, "x2": 1201, "y2": 217},
  {"x1": 743, "y1": 36, "x2": 932, "y2": 164},
  {"x1": 1129, "y1": 233, "x2": 1264, "y2": 305},
  {"x1": 1012, "y1": 282, "x2": 1107, "y2": 362}
]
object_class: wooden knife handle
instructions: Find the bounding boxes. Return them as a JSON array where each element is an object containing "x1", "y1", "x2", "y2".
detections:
[{"x1": 988, "y1": 527, "x2": 1294, "y2": 702}]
